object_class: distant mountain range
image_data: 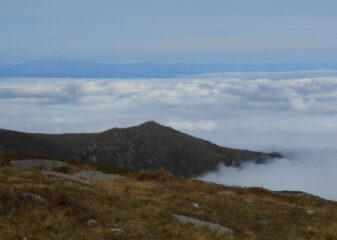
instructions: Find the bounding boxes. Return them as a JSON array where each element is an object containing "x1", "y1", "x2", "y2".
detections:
[
  {"x1": 1, "y1": 58, "x2": 337, "y2": 78},
  {"x1": 0, "y1": 121, "x2": 281, "y2": 177}
]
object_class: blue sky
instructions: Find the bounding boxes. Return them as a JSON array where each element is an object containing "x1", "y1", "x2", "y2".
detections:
[{"x1": 1, "y1": 0, "x2": 337, "y2": 64}]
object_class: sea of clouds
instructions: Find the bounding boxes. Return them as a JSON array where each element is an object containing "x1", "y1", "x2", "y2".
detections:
[{"x1": 1, "y1": 71, "x2": 337, "y2": 200}]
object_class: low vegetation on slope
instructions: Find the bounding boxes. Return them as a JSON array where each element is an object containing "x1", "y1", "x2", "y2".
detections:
[{"x1": 1, "y1": 157, "x2": 337, "y2": 240}]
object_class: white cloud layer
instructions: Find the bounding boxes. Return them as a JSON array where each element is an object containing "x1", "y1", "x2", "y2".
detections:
[
  {"x1": 2, "y1": 74, "x2": 337, "y2": 115},
  {"x1": 1, "y1": 72, "x2": 337, "y2": 200},
  {"x1": 198, "y1": 150, "x2": 337, "y2": 201}
]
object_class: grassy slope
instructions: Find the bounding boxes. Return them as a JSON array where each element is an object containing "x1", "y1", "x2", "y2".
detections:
[{"x1": 1, "y1": 158, "x2": 337, "y2": 240}]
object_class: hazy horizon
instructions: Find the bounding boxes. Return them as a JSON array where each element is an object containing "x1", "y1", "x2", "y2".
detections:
[{"x1": 1, "y1": 58, "x2": 337, "y2": 78}]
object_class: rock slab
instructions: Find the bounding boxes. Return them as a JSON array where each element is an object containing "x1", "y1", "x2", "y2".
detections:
[
  {"x1": 74, "y1": 170, "x2": 124, "y2": 181},
  {"x1": 11, "y1": 159, "x2": 71, "y2": 170},
  {"x1": 41, "y1": 171, "x2": 92, "y2": 186},
  {"x1": 172, "y1": 214, "x2": 233, "y2": 234}
]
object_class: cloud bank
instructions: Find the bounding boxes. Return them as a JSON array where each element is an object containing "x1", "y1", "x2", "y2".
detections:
[
  {"x1": 198, "y1": 151, "x2": 337, "y2": 201},
  {"x1": 2, "y1": 73, "x2": 337, "y2": 114},
  {"x1": 1, "y1": 72, "x2": 337, "y2": 200}
]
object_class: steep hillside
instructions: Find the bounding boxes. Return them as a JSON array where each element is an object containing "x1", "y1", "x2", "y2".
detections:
[{"x1": 0, "y1": 121, "x2": 281, "y2": 177}]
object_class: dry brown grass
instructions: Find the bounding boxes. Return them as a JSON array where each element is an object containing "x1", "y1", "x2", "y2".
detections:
[
  {"x1": 136, "y1": 170, "x2": 171, "y2": 182},
  {"x1": 1, "y1": 157, "x2": 337, "y2": 240}
]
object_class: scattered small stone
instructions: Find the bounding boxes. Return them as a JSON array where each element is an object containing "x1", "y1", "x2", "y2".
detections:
[
  {"x1": 20, "y1": 192, "x2": 45, "y2": 202},
  {"x1": 110, "y1": 228, "x2": 125, "y2": 233},
  {"x1": 109, "y1": 207, "x2": 117, "y2": 212},
  {"x1": 86, "y1": 219, "x2": 98, "y2": 226},
  {"x1": 244, "y1": 197, "x2": 252, "y2": 203},
  {"x1": 172, "y1": 214, "x2": 233, "y2": 235},
  {"x1": 259, "y1": 219, "x2": 271, "y2": 225},
  {"x1": 192, "y1": 203, "x2": 200, "y2": 209},
  {"x1": 306, "y1": 210, "x2": 315, "y2": 216}
]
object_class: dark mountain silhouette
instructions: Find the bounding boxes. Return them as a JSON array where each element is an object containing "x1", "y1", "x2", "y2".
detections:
[{"x1": 0, "y1": 121, "x2": 282, "y2": 177}]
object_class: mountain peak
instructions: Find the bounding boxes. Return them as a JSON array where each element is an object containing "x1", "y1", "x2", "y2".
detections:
[{"x1": 139, "y1": 121, "x2": 163, "y2": 127}]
